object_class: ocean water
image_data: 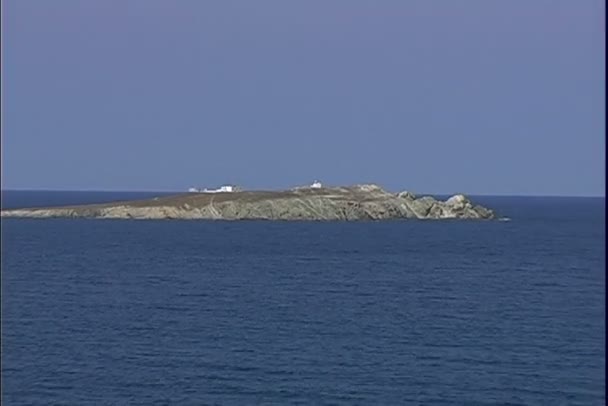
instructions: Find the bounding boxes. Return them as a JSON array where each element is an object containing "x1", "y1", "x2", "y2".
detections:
[{"x1": 1, "y1": 192, "x2": 605, "y2": 405}]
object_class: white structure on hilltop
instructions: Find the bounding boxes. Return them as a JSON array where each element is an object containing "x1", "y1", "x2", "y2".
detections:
[
  {"x1": 202, "y1": 185, "x2": 236, "y2": 193},
  {"x1": 188, "y1": 185, "x2": 237, "y2": 193},
  {"x1": 310, "y1": 181, "x2": 322, "y2": 189}
]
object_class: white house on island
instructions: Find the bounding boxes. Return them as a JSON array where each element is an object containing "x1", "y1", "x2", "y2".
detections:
[
  {"x1": 209, "y1": 185, "x2": 235, "y2": 193},
  {"x1": 310, "y1": 181, "x2": 322, "y2": 189},
  {"x1": 187, "y1": 185, "x2": 237, "y2": 193}
]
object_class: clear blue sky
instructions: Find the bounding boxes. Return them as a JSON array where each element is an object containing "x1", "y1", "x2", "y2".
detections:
[{"x1": 2, "y1": 1, "x2": 605, "y2": 196}]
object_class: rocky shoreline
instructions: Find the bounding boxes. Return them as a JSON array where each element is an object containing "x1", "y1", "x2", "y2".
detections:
[{"x1": 0, "y1": 184, "x2": 497, "y2": 221}]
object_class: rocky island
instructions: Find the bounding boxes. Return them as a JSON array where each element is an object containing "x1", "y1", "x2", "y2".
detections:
[{"x1": 0, "y1": 184, "x2": 497, "y2": 221}]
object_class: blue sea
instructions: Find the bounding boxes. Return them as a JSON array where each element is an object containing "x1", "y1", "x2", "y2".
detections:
[{"x1": 1, "y1": 191, "x2": 605, "y2": 405}]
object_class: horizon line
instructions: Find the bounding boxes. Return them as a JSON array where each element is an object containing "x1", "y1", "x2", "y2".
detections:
[{"x1": 0, "y1": 188, "x2": 604, "y2": 199}]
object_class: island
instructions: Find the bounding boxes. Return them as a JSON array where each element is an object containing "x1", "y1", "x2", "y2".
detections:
[{"x1": 0, "y1": 184, "x2": 498, "y2": 221}]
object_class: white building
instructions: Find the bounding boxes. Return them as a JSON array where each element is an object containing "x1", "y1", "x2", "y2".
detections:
[
  {"x1": 201, "y1": 185, "x2": 236, "y2": 193},
  {"x1": 310, "y1": 181, "x2": 322, "y2": 189},
  {"x1": 187, "y1": 185, "x2": 237, "y2": 193}
]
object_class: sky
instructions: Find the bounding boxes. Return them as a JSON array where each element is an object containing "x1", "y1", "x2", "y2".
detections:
[{"x1": 2, "y1": 1, "x2": 605, "y2": 196}]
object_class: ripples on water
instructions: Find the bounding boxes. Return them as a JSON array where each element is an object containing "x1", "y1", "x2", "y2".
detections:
[{"x1": 1, "y1": 193, "x2": 605, "y2": 405}]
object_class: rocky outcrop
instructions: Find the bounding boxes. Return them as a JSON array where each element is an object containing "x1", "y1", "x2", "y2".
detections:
[{"x1": 0, "y1": 185, "x2": 497, "y2": 221}]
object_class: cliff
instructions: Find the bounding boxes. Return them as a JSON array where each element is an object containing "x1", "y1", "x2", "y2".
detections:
[{"x1": 0, "y1": 184, "x2": 496, "y2": 221}]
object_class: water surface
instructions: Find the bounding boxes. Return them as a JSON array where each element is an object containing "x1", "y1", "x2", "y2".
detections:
[{"x1": 2, "y1": 192, "x2": 605, "y2": 405}]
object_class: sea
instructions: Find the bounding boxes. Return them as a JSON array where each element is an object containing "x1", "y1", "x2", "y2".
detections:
[{"x1": 1, "y1": 191, "x2": 605, "y2": 405}]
